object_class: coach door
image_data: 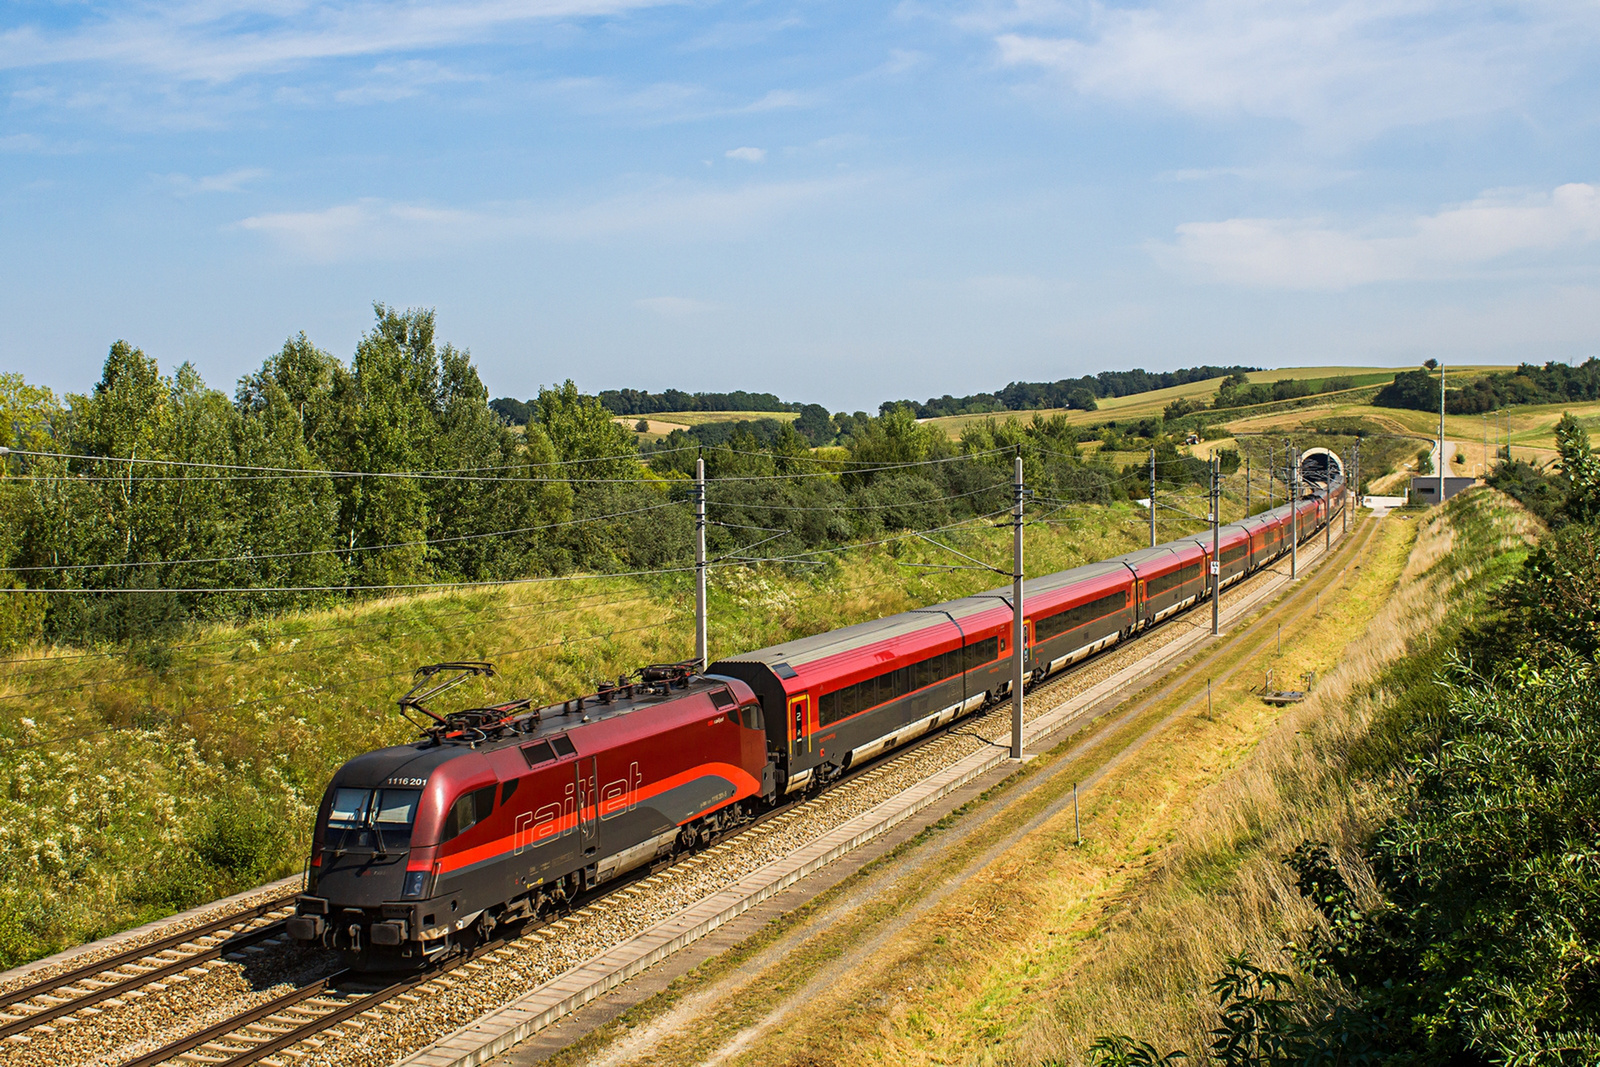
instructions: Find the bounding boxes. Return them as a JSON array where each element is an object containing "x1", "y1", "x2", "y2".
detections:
[{"x1": 790, "y1": 694, "x2": 809, "y2": 758}]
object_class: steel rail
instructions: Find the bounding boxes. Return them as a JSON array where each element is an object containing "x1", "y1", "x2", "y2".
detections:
[{"x1": 0, "y1": 896, "x2": 296, "y2": 1033}]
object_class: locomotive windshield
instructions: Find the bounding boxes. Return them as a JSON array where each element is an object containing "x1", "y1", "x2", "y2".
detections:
[{"x1": 324, "y1": 788, "x2": 421, "y2": 852}]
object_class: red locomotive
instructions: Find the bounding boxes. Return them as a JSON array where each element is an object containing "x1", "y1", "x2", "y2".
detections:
[{"x1": 289, "y1": 477, "x2": 1344, "y2": 967}]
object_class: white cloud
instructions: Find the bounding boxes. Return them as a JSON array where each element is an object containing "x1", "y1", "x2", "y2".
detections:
[
  {"x1": 163, "y1": 167, "x2": 268, "y2": 194},
  {"x1": 0, "y1": 0, "x2": 672, "y2": 83},
  {"x1": 1154, "y1": 183, "x2": 1600, "y2": 289},
  {"x1": 725, "y1": 146, "x2": 765, "y2": 163},
  {"x1": 235, "y1": 176, "x2": 865, "y2": 260},
  {"x1": 989, "y1": 0, "x2": 1595, "y2": 142},
  {"x1": 635, "y1": 296, "x2": 718, "y2": 316}
]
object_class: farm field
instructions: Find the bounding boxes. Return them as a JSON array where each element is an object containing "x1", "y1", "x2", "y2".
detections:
[
  {"x1": 920, "y1": 366, "x2": 1512, "y2": 438},
  {"x1": 611, "y1": 410, "x2": 800, "y2": 443}
]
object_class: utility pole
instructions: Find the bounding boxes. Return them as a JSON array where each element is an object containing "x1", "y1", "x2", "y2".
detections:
[
  {"x1": 1483, "y1": 414, "x2": 1488, "y2": 479},
  {"x1": 1149, "y1": 448, "x2": 1157, "y2": 548},
  {"x1": 1011, "y1": 452, "x2": 1026, "y2": 761},
  {"x1": 1268, "y1": 443, "x2": 1275, "y2": 511},
  {"x1": 1245, "y1": 454, "x2": 1251, "y2": 514},
  {"x1": 1211, "y1": 456, "x2": 1221, "y2": 636},
  {"x1": 694, "y1": 454, "x2": 708, "y2": 669},
  {"x1": 1342, "y1": 448, "x2": 1350, "y2": 533},
  {"x1": 1438, "y1": 360, "x2": 1446, "y2": 506},
  {"x1": 1290, "y1": 448, "x2": 1299, "y2": 580}
]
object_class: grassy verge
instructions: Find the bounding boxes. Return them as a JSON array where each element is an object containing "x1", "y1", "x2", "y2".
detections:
[{"x1": 1026, "y1": 488, "x2": 1540, "y2": 1063}]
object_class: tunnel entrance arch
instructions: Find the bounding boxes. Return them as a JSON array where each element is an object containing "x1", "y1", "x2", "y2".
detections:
[{"x1": 1298, "y1": 447, "x2": 1343, "y2": 492}]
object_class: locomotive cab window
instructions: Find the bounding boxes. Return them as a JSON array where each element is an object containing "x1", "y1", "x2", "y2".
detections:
[{"x1": 324, "y1": 787, "x2": 420, "y2": 851}]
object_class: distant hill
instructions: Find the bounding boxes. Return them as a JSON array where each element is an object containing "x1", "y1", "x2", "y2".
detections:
[{"x1": 880, "y1": 366, "x2": 1261, "y2": 419}]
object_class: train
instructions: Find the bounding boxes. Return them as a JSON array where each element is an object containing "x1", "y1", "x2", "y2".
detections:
[{"x1": 286, "y1": 473, "x2": 1344, "y2": 967}]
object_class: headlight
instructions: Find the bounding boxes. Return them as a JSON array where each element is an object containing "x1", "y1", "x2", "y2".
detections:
[{"x1": 402, "y1": 870, "x2": 428, "y2": 899}]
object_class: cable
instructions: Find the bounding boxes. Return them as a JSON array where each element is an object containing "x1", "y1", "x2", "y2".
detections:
[
  {"x1": 0, "y1": 581, "x2": 649, "y2": 670},
  {"x1": 704, "y1": 480, "x2": 1009, "y2": 512},
  {"x1": 0, "y1": 501, "x2": 683, "y2": 574},
  {"x1": 2, "y1": 447, "x2": 1013, "y2": 485},
  {"x1": 1, "y1": 445, "x2": 689, "y2": 476},
  {"x1": 0, "y1": 621, "x2": 671, "y2": 756},
  {"x1": 25, "y1": 563, "x2": 702, "y2": 595},
  {"x1": 712, "y1": 506, "x2": 1014, "y2": 568},
  {"x1": 0, "y1": 591, "x2": 673, "y2": 704}
]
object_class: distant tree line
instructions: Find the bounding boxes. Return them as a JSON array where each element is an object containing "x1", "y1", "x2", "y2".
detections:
[
  {"x1": 489, "y1": 389, "x2": 800, "y2": 423},
  {"x1": 1209, "y1": 371, "x2": 1356, "y2": 409},
  {"x1": 1373, "y1": 359, "x2": 1600, "y2": 416}
]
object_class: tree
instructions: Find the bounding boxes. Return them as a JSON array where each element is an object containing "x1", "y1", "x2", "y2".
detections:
[
  {"x1": 344, "y1": 304, "x2": 443, "y2": 586},
  {"x1": 1555, "y1": 413, "x2": 1600, "y2": 523},
  {"x1": 793, "y1": 403, "x2": 832, "y2": 445},
  {"x1": 1374, "y1": 369, "x2": 1440, "y2": 412}
]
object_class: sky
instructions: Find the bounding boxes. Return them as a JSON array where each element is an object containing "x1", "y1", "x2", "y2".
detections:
[{"x1": 2, "y1": 1, "x2": 1599, "y2": 412}]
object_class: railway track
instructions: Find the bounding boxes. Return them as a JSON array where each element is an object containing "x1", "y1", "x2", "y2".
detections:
[
  {"x1": 4, "y1": 511, "x2": 1353, "y2": 1067},
  {"x1": 103, "y1": 695, "x2": 989, "y2": 1067},
  {"x1": 0, "y1": 894, "x2": 298, "y2": 1041}
]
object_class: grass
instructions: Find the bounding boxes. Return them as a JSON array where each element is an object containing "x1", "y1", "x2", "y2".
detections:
[
  {"x1": 1023, "y1": 488, "x2": 1540, "y2": 1063},
  {"x1": 0, "y1": 499, "x2": 1203, "y2": 969}
]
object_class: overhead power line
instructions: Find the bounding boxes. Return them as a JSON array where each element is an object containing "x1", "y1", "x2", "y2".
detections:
[
  {"x1": 0, "y1": 501, "x2": 683, "y2": 574},
  {"x1": 0, "y1": 446, "x2": 1014, "y2": 484}
]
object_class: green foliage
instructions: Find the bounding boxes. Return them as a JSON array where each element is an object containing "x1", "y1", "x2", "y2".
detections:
[
  {"x1": 1165, "y1": 397, "x2": 1201, "y2": 421},
  {"x1": 1444, "y1": 359, "x2": 1600, "y2": 415},
  {"x1": 1415, "y1": 448, "x2": 1433, "y2": 476},
  {"x1": 1486, "y1": 459, "x2": 1567, "y2": 525},
  {"x1": 1085, "y1": 1035, "x2": 1189, "y2": 1066},
  {"x1": 1373, "y1": 368, "x2": 1441, "y2": 412},
  {"x1": 1212, "y1": 377, "x2": 1313, "y2": 410},
  {"x1": 1500, "y1": 522, "x2": 1600, "y2": 659}
]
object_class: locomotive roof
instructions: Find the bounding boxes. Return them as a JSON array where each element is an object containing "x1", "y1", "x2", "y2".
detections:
[{"x1": 334, "y1": 672, "x2": 749, "y2": 785}]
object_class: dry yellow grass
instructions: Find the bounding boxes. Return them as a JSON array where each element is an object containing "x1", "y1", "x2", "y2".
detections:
[{"x1": 1021, "y1": 490, "x2": 1541, "y2": 1063}]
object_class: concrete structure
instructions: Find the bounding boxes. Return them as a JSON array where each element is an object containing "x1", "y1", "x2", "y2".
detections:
[{"x1": 1410, "y1": 476, "x2": 1475, "y2": 505}]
